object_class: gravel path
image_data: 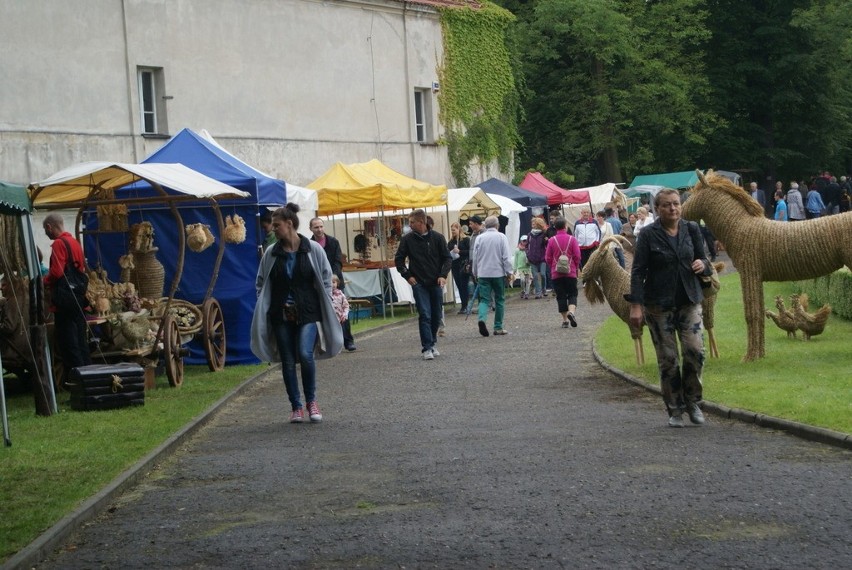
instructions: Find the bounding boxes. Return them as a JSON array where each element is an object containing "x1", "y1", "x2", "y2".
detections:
[{"x1": 36, "y1": 286, "x2": 852, "y2": 569}]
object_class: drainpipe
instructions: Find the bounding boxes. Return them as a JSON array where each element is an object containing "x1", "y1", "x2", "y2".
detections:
[
  {"x1": 121, "y1": 0, "x2": 138, "y2": 162},
  {"x1": 403, "y1": 3, "x2": 417, "y2": 178}
]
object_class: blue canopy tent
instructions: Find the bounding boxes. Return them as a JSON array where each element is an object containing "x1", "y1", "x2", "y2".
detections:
[
  {"x1": 84, "y1": 129, "x2": 287, "y2": 365},
  {"x1": 475, "y1": 178, "x2": 548, "y2": 237}
]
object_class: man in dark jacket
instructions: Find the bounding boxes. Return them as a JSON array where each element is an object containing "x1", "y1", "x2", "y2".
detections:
[
  {"x1": 310, "y1": 217, "x2": 353, "y2": 350},
  {"x1": 395, "y1": 209, "x2": 452, "y2": 360}
]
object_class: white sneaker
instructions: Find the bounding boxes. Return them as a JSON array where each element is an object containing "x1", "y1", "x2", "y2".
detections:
[
  {"x1": 431, "y1": 348, "x2": 440, "y2": 357},
  {"x1": 422, "y1": 350, "x2": 434, "y2": 360},
  {"x1": 668, "y1": 414, "x2": 684, "y2": 428}
]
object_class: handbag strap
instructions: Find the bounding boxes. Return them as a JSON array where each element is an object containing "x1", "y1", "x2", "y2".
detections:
[{"x1": 57, "y1": 236, "x2": 79, "y2": 275}]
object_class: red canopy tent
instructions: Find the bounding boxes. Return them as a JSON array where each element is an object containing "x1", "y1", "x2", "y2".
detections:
[{"x1": 519, "y1": 172, "x2": 589, "y2": 205}]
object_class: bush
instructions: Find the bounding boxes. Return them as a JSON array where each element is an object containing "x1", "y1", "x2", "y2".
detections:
[{"x1": 795, "y1": 268, "x2": 852, "y2": 320}]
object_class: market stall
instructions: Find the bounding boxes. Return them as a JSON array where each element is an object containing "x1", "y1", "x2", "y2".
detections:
[
  {"x1": 308, "y1": 160, "x2": 447, "y2": 316},
  {"x1": 476, "y1": 178, "x2": 548, "y2": 237},
  {"x1": 29, "y1": 162, "x2": 250, "y2": 387},
  {"x1": 136, "y1": 128, "x2": 305, "y2": 365}
]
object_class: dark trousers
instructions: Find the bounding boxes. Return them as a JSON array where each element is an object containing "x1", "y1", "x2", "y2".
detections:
[
  {"x1": 451, "y1": 263, "x2": 470, "y2": 308},
  {"x1": 54, "y1": 308, "x2": 91, "y2": 380},
  {"x1": 342, "y1": 318, "x2": 355, "y2": 349}
]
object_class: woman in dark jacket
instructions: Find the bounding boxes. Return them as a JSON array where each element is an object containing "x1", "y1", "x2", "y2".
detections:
[
  {"x1": 251, "y1": 204, "x2": 342, "y2": 424},
  {"x1": 626, "y1": 189, "x2": 712, "y2": 428},
  {"x1": 448, "y1": 222, "x2": 471, "y2": 313}
]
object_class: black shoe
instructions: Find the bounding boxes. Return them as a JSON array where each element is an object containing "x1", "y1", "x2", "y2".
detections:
[
  {"x1": 567, "y1": 312, "x2": 577, "y2": 327},
  {"x1": 478, "y1": 320, "x2": 490, "y2": 337},
  {"x1": 457, "y1": 308, "x2": 466, "y2": 315},
  {"x1": 345, "y1": 344, "x2": 357, "y2": 352}
]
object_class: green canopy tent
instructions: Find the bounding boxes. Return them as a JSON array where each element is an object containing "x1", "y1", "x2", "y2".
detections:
[
  {"x1": 628, "y1": 171, "x2": 699, "y2": 190},
  {"x1": 0, "y1": 181, "x2": 57, "y2": 446}
]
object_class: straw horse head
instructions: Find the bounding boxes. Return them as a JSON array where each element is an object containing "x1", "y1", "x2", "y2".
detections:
[
  {"x1": 581, "y1": 235, "x2": 646, "y2": 365},
  {"x1": 682, "y1": 170, "x2": 852, "y2": 360}
]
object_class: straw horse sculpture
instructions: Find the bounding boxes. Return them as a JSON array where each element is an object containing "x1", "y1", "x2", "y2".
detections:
[
  {"x1": 682, "y1": 171, "x2": 852, "y2": 360},
  {"x1": 581, "y1": 235, "x2": 723, "y2": 364}
]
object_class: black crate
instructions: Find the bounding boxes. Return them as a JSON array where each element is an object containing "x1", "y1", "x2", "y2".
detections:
[{"x1": 68, "y1": 363, "x2": 145, "y2": 411}]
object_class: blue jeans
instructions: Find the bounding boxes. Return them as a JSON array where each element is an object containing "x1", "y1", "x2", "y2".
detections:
[
  {"x1": 272, "y1": 321, "x2": 318, "y2": 410},
  {"x1": 529, "y1": 261, "x2": 547, "y2": 295},
  {"x1": 412, "y1": 283, "x2": 443, "y2": 353},
  {"x1": 477, "y1": 277, "x2": 505, "y2": 330}
]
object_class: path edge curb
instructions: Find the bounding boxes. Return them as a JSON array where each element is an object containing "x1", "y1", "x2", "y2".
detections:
[
  {"x1": 592, "y1": 339, "x2": 851, "y2": 450},
  {"x1": 2, "y1": 365, "x2": 280, "y2": 570}
]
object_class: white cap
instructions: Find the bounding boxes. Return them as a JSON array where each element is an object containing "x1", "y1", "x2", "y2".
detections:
[{"x1": 520, "y1": 235, "x2": 528, "y2": 241}]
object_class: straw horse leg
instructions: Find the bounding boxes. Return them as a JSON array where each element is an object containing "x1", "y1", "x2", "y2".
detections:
[
  {"x1": 739, "y1": 262, "x2": 766, "y2": 361},
  {"x1": 634, "y1": 337, "x2": 644, "y2": 366},
  {"x1": 706, "y1": 327, "x2": 719, "y2": 359}
]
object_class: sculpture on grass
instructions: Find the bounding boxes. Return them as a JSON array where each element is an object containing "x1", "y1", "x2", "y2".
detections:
[
  {"x1": 682, "y1": 170, "x2": 852, "y2": 361},
  {"x1": 582, "y1": 235, "x2": 723, "y2": 364}
]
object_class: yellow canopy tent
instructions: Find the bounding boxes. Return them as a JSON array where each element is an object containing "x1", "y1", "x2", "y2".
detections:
[
  {"x1": 308, "y1": 159, "x2": 448, "y2": 215},
  {"x1": 308, "y1": 160, "x2": 448, "y2": 316}
]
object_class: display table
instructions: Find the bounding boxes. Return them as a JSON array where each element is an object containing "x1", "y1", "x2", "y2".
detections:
[{"x1": 343, "y1": 267, "x2": 413, "y2": 304}]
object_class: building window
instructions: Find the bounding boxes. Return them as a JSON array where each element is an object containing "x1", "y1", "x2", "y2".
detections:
[
  {"x1": 137, "y1": 67, "x2": 168, "y2": 135},
  {"x1": 414, "y1": 88, "x2": 433, "y2": 143}
]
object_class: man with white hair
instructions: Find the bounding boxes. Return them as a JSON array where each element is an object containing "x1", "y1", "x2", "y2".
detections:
[{"x1": 471, "y1": 215, "x2": 513, "y2": 337}]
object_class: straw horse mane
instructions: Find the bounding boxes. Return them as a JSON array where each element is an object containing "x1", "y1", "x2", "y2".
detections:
[{"x1": 682, "y1": 170, "x2": 852, "y2": 360}]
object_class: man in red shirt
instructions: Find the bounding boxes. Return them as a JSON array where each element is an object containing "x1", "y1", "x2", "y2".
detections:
[{"x1": 43, "y1": 213, "x2": 91, "y2": 380}]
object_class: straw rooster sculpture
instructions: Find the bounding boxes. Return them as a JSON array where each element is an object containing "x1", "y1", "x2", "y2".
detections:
[
  {"x1": 790, "y1": 293, "x2": 831, "y2": 341},
  {"x1": 765, "y1": 295, "x2": 798, "y2": 339}
]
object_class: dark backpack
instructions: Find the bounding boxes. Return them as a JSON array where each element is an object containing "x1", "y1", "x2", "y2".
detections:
[
  {"x1": 525, "y1": 233, "x2": 546, "y2": 264},
  {"x1": 52, "y1": 237, "x2": 89, "y2": 312}
]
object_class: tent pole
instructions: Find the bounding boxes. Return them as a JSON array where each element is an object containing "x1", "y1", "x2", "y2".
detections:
[
  {"x1": 0, "y1": 352, "x2": 9, "y2": 446},
  {"x1": 22, "y1": 215, "x2": 57, "y2": 414},
  {"x1": 379, "y1": 208, "x2": 392, "y2": 318},
  {"x1": 444, "y1": 202, "x2": 455, "y2": 307}
]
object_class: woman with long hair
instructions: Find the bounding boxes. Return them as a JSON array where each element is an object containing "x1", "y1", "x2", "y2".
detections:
[{"x1": 251, "y1": 203, "x2": 343, "y2": 423}]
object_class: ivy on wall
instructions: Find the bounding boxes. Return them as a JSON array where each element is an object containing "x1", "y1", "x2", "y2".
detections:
[{"x1": 437, "y1": 3, "x2": 519, "y2": 187}]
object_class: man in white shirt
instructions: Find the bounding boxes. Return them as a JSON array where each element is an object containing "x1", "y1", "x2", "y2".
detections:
[{"x1": 471, "y1": 216, "x2": 513, "y2": 337}]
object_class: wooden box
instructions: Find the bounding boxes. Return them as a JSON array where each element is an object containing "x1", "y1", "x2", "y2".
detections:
[{"x1": 68, "y1": 363, "x2": 145, "y2": 411}]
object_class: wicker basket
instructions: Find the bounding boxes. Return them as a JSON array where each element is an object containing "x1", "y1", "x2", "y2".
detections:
[
  {"x1": 160, "y1": 299, "x2": 203, "y2": 335},
  {"x1": 128, "y1": 248, "x2": 165, "y2": 300}
]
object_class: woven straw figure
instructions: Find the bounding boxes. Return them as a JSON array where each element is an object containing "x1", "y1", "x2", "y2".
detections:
[
  {"x1": 765, "y1": 295, "x2": 798, "y2": 339},
  {"x1": 682, "y1": 170, "x2": 852, "y2": 360},
  {"x1": 128, "y1": 221, "x2": 155, "y2": 253},
  {"x1": 581, "y1": 236, "x2": 646, "y2": 365},
  {"x1": 581, "y1": 235, "x2": 724, "y2": 364},
  {"x1": 223, "y1": 214, "x2": 246, "y2": 244},
  {"x1": 186, "y1": 223, "x2": 215, "y2": 252},
  {"x1": 790, "y1": 293, "x2": 831, "y2": 341}
]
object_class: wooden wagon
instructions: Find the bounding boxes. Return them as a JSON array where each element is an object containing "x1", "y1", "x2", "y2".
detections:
[{"x1": 29, "y1": 162, "x2": 249, "y2": 388}]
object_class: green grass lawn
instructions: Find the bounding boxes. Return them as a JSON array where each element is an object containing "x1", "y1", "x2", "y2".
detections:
[
  {"x1": 0, "y1": 313, "x2": 415, "y2": 563},
  {"x1": 595, "y1": 272, "x2": 852, "y2": 434}
]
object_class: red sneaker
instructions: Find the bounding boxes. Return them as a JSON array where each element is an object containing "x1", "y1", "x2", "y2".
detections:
[
  {"x1": 289, "y1": 408, "x2": 304, "y2": 423},
  {"x1": 307, "y1": 401, "x2": 323, "y2": 423}
]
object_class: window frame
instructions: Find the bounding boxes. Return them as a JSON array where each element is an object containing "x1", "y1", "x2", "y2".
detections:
[{"x1": 137, "y1": 67, "x2": 168, "y2": 136}]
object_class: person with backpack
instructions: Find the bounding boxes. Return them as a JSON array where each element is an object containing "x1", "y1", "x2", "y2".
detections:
[
  {"x1": 544, "y1": 217, "x2": 581, "y2": 328},
  {"x1": 43, "y1": 213, "x2": 92, "y2": 384},
  {"x1": 525, "y1": 217, "x2": 549, "y2": 299}
]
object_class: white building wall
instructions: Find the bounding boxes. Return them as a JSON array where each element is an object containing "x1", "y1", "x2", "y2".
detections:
[{"x1": 0, "y1": 0, "x2": 457, "y2": 187}]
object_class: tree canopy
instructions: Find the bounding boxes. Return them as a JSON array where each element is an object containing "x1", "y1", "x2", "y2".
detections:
[{"x1": 494, "y1": 0, "x2": 852, "y2": 187}]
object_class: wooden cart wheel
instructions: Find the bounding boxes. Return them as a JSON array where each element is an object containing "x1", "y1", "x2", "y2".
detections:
[
  {"x1": 163, "y1": 314, "x2": 184, "y2": 387},
  {"x1": 202, "y1": 297, "x2": 227, "y2": 372}
]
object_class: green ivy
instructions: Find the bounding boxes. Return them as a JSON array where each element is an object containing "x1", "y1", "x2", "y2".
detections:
[{"x1": 437, "y1": 3, "x2": 519, "y2": 186}]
